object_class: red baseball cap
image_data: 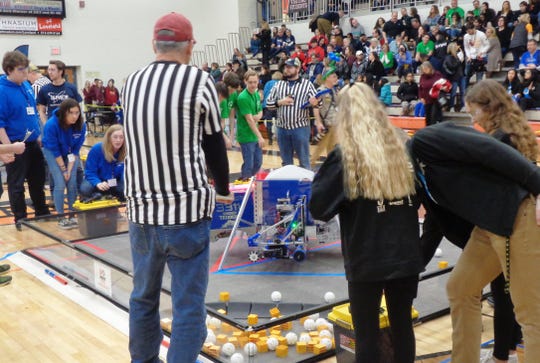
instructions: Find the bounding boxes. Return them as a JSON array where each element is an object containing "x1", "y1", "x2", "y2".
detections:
[{"x1": 153, "y1": 12, "x2": 195, "y2": 43}]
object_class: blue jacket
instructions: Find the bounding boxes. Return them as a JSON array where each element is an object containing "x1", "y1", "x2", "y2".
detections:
[
  {"x1": 42, "y1": 110, "x2": 86, "y2": 158},
  {"x1": 0, "y1": 76, "x2": 41, "y2": 142},
  {"x1": 84, "y1": 142, "x2": 124, "y2": 187},
  {"x1": 519, "y1": 50, "x2": 540, "y2": 68},
  {"x1": 262, "y1": 79, "x2": 278, "y2": 108},
  {"x1": 379, "y1": 84, "x2": 392, "y2": 105}
]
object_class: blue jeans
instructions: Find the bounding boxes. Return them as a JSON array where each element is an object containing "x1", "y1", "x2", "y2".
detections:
[
  {"x1": 450, "y1": 77, "x2": 467, "y2": 109},
  {"x1": 42, "y1": 148, "x2": 78, "y2": 214},
  {"x1": 240, "y1": 141, "x2": 263, "y2": 179},
  {"x1": 276, "y1": 126, "x2": 311, "y2": 170},
  {"x1": 128, "y1": 219, "x2": 211, "y2": 363}
]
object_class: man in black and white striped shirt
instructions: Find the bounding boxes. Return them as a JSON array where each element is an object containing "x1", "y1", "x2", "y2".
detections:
[
  {"x1": 266, "y1": 57, "x2": 323, "y2": 170},
  {"x1": 122, "y1": 12, "x2": 231, "y2": 363},
  {"x1": 27, "y1": 64, "x2": 51, "y2": 99}
]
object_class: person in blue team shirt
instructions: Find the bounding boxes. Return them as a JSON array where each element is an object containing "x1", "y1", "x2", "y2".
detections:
[
  {"x1": 80, "y1": 124, "x2": 125, "y2": 201},
  {"x1": 0, "y1": 51, "x2": 50, "y2": 230},
  {"x1": 42, "y1": 98, "x2": 86, "y2": 229},
  {"x1": 519, "y1": 39, "x2": 540, "y2": 71}
]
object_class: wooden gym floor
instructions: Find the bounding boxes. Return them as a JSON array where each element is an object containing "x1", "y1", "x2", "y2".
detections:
[{"x1": 0, "y1": 135, "x2": 519, "y2": 363}]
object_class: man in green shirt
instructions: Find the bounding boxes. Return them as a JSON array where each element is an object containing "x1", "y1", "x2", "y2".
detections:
[
  {"x1": 446, "y1": 0, "x2": 465, "y2": 23},
  {"x1": 236, "y1": 70, "x2": 265, "y2": 180},
  {"x1": 415, "y1": 34, "x2": 435, "y2": 65},
  {"x1": 222, "y1": 72, "x2": 241, "y2": 146}
]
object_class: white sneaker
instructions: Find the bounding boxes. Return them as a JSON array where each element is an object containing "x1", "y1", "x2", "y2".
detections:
[
  {"x1": 508, "y1": 353, "x2": 518, "y2": 363},
  {"x1": 450, "y1": 107, "x2": 455, "y2": 112},
  {"x1": 480, "y1": 349, "x2": 493, "y2": 363}
]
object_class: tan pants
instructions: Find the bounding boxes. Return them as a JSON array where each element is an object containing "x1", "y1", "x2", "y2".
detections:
[
  {"x1": 317, "y1": 18, "x2": 332, "y2": 37},
  {"x1": 447, "y1": 197, "x2": 540, "y2": 363},
  {"x1": 310, "y1": 127, "x2": 336, "y2": 167}
]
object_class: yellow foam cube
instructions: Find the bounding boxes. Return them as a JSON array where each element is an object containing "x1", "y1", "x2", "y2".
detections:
[
  {"x1": 270, "y1": 329, "x2": 281, "y2": 337},
  {"x1": 280, "y1": 321, "x2": 293, "y2": 330},
  {"x1": 309, "y1": 331, "x2": 319, "y2": 338},
  {"x1": 270, "y1": 307, "x2": 281, "y2": 317},
  {"x1": 248, "y1": 333, "x2": 260, "y2": 342},
  {"x1": 238, "y1": 336, "x2": 248, "y2": 347},
  {"x1": 209, "y1": 345, "x2": 220, "y2": 357},
  {"x1": 247, "y1": 314, "x2": 258, "y2": 325},
  {"x1": 216, "y1": 334, "x2": 228, "y2": 345},
  {"x1": 221, "y1": 322, "x2": 233, "y2": 333},
  {"x1": 256, "y1": 340, "x2": 268, "y2": 353},
  {"x1": 276, "y1": 344, "x2": 288, "y2": 358},
  {"x1": 313, "y1": 343, "x2": 327, "y2": 355},
  {"x1": 228, "y1": 336, "x2": 240, "y2": 348},
  {"x1": 232, "y1": 331, "x2": 244, "y2": 338},
  {"x1": 296, "y1": 341, "x2": 307, "y2": 354},
  {"x1": 219, "y1": 291, "x2": 230, "y2": 302},
  {"x1": 277, "y1": 336, "x2": 287, "y2": 345},
  {"x1": 307, "y1": 340, "x2": 317, "y2": 352},
  {"x1": 217, "y1": 308, "x2": 227, "y2": 315}
]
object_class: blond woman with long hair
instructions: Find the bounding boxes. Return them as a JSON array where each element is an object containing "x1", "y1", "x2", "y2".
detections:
[
  {"x1": 80, "y1": 124, "x2": 126, "y2": 201},
  {"x1": 310, "y1": 83, "x2": 422, "y2": 363}
]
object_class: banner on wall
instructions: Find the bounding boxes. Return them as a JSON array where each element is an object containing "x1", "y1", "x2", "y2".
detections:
[
  {"x1": 0, "y1": 0, "x2": 66, "y2": 18},
  {"x1": 0, "y1": 16, "x2": 62, "y2": 35},
  {"x1": 289, "y1": 0, "x2": 309, "y2": 12}
]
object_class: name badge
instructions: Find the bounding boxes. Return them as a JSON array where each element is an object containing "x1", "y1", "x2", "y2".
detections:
[
  {"x1": 107, "y1": 178, "x2": 117, "y2": 187},
  {"x1": 26, "y1": 107, "x2": 35, "y2": 115},
  {"x1": 67, "y1": 153, "x2": 75, "y2": 162}
]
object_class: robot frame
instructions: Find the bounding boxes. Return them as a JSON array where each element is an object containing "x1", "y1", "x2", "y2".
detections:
[{"x1": 212, "y1": 174, "x2": 340, "y2": 271}]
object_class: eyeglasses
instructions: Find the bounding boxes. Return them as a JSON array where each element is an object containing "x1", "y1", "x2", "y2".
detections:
[{"x1": 16, "y1": 66, "x2": 28, "y2": 72}]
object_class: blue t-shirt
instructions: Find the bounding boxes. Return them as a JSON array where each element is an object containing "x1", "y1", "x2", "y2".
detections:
[{"x1": 37, "y1": 81, "x2": 83, "y2": 117}]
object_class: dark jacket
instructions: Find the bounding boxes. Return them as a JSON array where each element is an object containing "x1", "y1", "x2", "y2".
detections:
[
  {"x1": 397, "y1": 81, "x2": 419, "y2": 102},
  {"x1": 442, "y1": 54, "x2": 464, "y2": 82},
  {"x1": 410, "y1": 122, "x2": 540, "y2": 237},
  {"x1": 309, "y1": 148, "x2": 423, "y2": 282},
  {"x1": 365, "y1": 59, "x2": 386, "y2": 81}
]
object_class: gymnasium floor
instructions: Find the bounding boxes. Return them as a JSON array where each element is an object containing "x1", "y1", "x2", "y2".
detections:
[{"x1": 0, "y1": 135, "x2": 521, "y2": 362}]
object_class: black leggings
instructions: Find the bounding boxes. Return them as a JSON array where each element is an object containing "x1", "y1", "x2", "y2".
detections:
[{"x1": 348, "y1": 275, "x2": 419, "y2": 363}]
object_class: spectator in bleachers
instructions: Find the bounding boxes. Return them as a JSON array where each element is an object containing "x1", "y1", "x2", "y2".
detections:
[
  {"x1": 439, "y1": 6, "x2": 451, "y2": 28},
  {"x1": 432, "y1": 32, "x2": 449, "y2": 72},
  {"x1": 343, "y1": 45, "x2": 356, "y2": 72},
  {"x1": 464, "y1": 23, "x2": 489, "y2": 86},
  {"x1": 249, "y1": 30, "x2": 261, "y2": 57},
  {"x1": 309, "y1": 28, "x2": 329, "y2": 48},
  {"x1": 447, "y1": 12, "x2": 464, "y2": 40},
  {"x1": 510, "y1": 13, "x2": 532, "y2": 68},
  {"x1": 378, "y1": 78, "x2": 392, "y2": 105},
  {"x1": 410, "y1": 7, "x2": 421, "y2": 25},
  {"x1": 485, "y1": 27, "x2": 502, "y2": 78},
  {"x1": 429, "y1": 24, "x2": 444, "y2": 41},
  {"x1": 259, "y1": 64, "x2": 272, "y2": 88},
  {"x1": 471, "y1": 0, "x2": 482, "y2": 17},
  {"x1": 319, "y1": 37, "x2": 329, "y2": 55},
  {"x1": 496, "y1": 0, "x2": 516, "y2": 27},
  {"x1": 276, "y1": 51, "x2": 289, "y2": 74},
  {"x1": 222, "y1": 62, "x2": 233, "y2": 79},
  {"x1": 503, "y1": 68, "x2": 523, "y2": 102},
  {"x1": 473, "y1": 16, "x2": 487, "y2": 33},
  {"x1": 210, "y1": 62, "x2": 222, "y2": 82},
  {"x1": 306, "y1": 53, "x2": 324, "y2": 85},
  {"x1": 342, "y1": 37, "x2": 354, "y2": 53},
  {"x1": 331, "y1": 26, "x2": 345, "y2": 46},
  {"x1": 406, "y1": 18, "x2": 421, "y2": 44},
  {"x1": 374, "y1": 17, "x2": 386, "y2": 31},
  {"x1": 514, "y1": 1, "x2": 531, "y2": 23},
  {"x1": 316, "y1": 10, "x2": 344, "y2": 37},
  {"x1": 201, "y1": 62, "x2": 210, "y2": 73},
  {"x1": 395, "y1": 44, "x2": 413, "y2": 81},
  {"x1": 383, "y1": 11, "x2": 404, "y2": 44},
  {"x1": 291, "y1": 45, "x2": 307, "y2": 70},
  {"x1": 379, "y1": 44, "x2": 395, "y2": 75},
  {"x1": 519, "y1": 38, "x2": 540, "y2": 71},
  {"x1": 481, "y1": 2, "x2": 496, "y2": 26},
  {"x1": 389, "y1": 34, "x2": 403, "y2": 54},
  {"x1": 443, "y1": 42, "x2": 466, "y2": 112},
  {"x1": 350, "y1": 50, "x2": 368, "y2": 83},
  {"x1": 269, "y1": 28, "x2": 286, "y2": 61},
  {"x1": 446, "y1": 0, "x2": 465, "y2": 25},
  {"x1": 365, "y1": 51, "x2": 386, "y2": 82},
  {"x1": 397, "y1": 72, "x2": 419, "y2": 115},
  {"x1": 358, "y1": 33, "x2": 370, "y2": 53},
  {"x1": 349, "y1": 17, "x2": 365, "y2": 39},
  {"x1": 367, "y1": 38, "x2": 382, "y2": 55},
  {"x1": 424, "y1": 5, "x2": 442, "y2": 30},
  {"x1": 419, "y1": 61, "x2": 443, "y2": 125},
  {"x1": 259, "y1": 21, "x2": 272, "y2": 66},
  {"x1": 232, "y1": 48, "x2": 248, "y2": 71},
  {"x1": 415, "y1": 34, "x2": 435, "y2": 67},
  {"x1": 518, "y1": 68, "x2": 540, "y2": 110},
  {"x1": 496, "y1": 17, "x2": 513, "y2": 57},
  {"x1": 232, "y1": 60, "x2": 245, "y2": 82},
  {"x1": 283, "y1": 29, "x2": 296, "y2": 55},
  {"x1": 306, "y1": 39, "x2": 325, "y2": 69},
  {"x1": 80, "y1": 124, "x2": 125, "y2": 202},
  {"x1": 400, "y1": 7, "x2": 412, "y2": 33},
  {"x1": 329, "y1": 35, "x2": 343, "y2": 53},
  {"x1": 334, "y1": 53, "x2": 350, "y2": 82}
]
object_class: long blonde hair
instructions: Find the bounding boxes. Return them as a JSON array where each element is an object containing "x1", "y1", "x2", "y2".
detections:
[
  {"x1": 336, "y1": 83, "x2": 416, "y2": 200},
  {"x1": 466, "y1": 79, "x2": 539, "y2": 161},
  {"x1": 102, "y1": 124, "x2": 126, "y2": 163}
]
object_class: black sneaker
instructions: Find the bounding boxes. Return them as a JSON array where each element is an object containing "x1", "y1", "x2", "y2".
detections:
[
  {"x1": 15, "y1": 222, "x2": 22, "y2": 231},
  {"x1": 0, "y1": 264, "x2": 10, "y2": 275}
]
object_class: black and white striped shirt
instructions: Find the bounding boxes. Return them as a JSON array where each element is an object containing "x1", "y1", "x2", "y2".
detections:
[
  {"x1": 266, "y1": 78, "x2": 317, "y2": 129},
  {"x1": 122, "y1": 61, "x2": 225, "y2": 225},
  {"x1": 31, "y1": 76, "x2": 51, "y2": 99}
]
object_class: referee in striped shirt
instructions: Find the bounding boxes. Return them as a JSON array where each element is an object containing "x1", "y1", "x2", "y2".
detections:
[
  {"x1": 266, "y1": 57, "x2": 324, "y2": 170},
  {"x1": 122, "y1": 12, "x2": 231, "y2": 363}
]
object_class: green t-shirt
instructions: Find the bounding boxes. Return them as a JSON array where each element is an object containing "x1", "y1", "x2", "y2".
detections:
[
  {"x1": 416, "y1": 40, "x2": 435, "y2": 56},
  {"x1": 220, "y1": 91, "x2": 238, "y2": 119},
  {"x1": 236, "y1": 88, "x2": 262, "y2": 144},
  {"x1": 446, "y1": 7, "x2": 465, "y2": 21}
]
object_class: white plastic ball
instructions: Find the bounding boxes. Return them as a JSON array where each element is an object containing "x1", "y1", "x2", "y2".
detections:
[
  {"x1": 315, "y1": 318, "x2": 328, "y2": 329},
  {"x1": 271, "y1": 290, "x2": 282, "y2": 302},
  {"x1": 319, "y1": 329, "x2": 332, "y2": 338},
  {"x1": 326, "y1": 322, "x2": 334, "y2": 332},
  {"x1": 209, "y1": 317, "x2": 222, "y2": 329},
  {"x1": 299, "y1": 333, "x2": 311, "y2": 343},
  {"x1": 206, "y1": 315, "x2": 211, "y2": 325},
  {"x1": 324, "y1": 291, "x2": 336, "y2": 303},
  {"x1": 267, "y1": 337, "x2": 279, "y2": 350},
  {"x1": 222, "y1": 342, "x2": 236, "y2": 356},
  {"x1": 435, "y1": 248, "x2": 443, "y2": 258},
  {"x1": 244, "y1": 342, "x2": 257, "y2": 356},
  {"x1": 320, "y1": 337, "x2": 333, "y2": 350},
  {"x1": 308, "y1": 313, "x2": 320, "y2": 320},
  {"x1": 303, "y1": 318, "x2": 316, "y2": 331},
  {"x1": 205, "y1": 331, "x2": 216, "y2": 344},
  {"x1": 230, "y1": 352, "x2": 244, "y2": 363},
  {"x1": 285, "y1": 332, "x2": 298, "y2": 345}
]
